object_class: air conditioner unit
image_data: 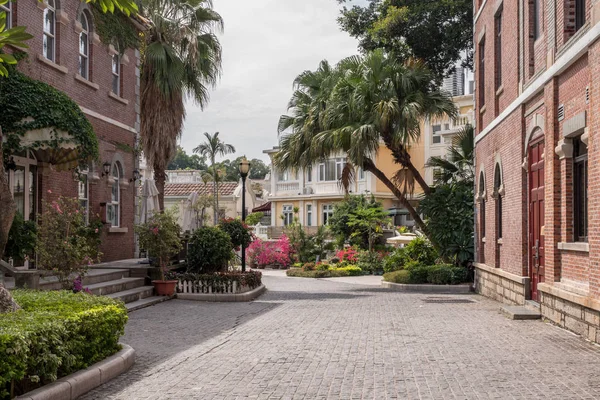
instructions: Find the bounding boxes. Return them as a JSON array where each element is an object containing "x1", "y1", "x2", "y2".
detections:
[{"x1": 303, "y1": 187, "x2": 314, "y2": 195}]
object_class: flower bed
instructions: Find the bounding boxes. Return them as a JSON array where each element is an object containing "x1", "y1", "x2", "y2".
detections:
[
  {"x1": 172, "y1": 271, "x2": 262, "y2": 294},
  {"x1": 247, "y1": 236, "x2": 292, "y2": 269},
  {"x1": 0, "y1": 290, "x2": 127, "y2": 399}
]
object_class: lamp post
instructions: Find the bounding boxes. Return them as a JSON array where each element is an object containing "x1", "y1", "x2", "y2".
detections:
[{"x1": 238, "y1": 158, "x2": 251, "y2": 272}]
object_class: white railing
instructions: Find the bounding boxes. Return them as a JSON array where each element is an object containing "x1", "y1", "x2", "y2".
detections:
[
  {"x1": 276, "y1": 182, "x2": 300, "y2": 192},
  {"x1": 250, "y1": 223, "x2": 269, "y2": 240},
  {"x1": 177, "y1": 279, "x2": 252, "y2": 294}
]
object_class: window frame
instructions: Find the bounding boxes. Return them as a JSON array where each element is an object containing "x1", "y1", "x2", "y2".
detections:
[
  {"x1": 306, "y1": 166, "x2": 312, "y2": 182},
  {"x1": 478, "y1": 39, "x2": 486, "y2": 108},
  {"x1": 78, "y1": 172, "x2": 89, "y2": 225},
  {"x1": 111, "y1": 51, "x2": 121, "y2": 96},
  {"x1": 43, "y1": 0, "x2": 57, "y2": 62},
  {"x1": 575, "y1": 0, "x2": 586, "y2": 32},
  {"x1": 322, "y1": 204, "x2": 334, "y2": 225},
  {"x1": 494, "y1": 164, "x2": 502, "y2": 240},
  {"x1": 107, "y1": 162, "x2": 122, "y2": 227},
  {"x1": 282, "y1": 204, "x2": 293, "y2": 226},
  {"x1": 494, "y1": 9, "x2": 502, "y2": 89},
  {"x1": 0, "y1": 2, "x2": 11, "y2": 30},
  {"x1": 306, "y1": 204, "x2": 312, "y2": 226},
  {"x1": 573, "y1": 137, "x2": 588, "y2": 242},
  {"x1": 79, "y1": 13, "x2": 90, "y2": 79},
  {"x1": 533, "y1": 0, "x2": 541, "y2": 40}
]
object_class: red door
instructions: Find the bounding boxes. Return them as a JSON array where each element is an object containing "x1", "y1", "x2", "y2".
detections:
[{"x1": 529, "y1": 140, "x2": 545, "y2": 301}]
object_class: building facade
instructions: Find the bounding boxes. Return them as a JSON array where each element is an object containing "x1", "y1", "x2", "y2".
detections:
[
  {"x1": 474, "y1": 0, "x2": 600, "y2": 341},
  {"x1": 4, "y1": 1, "x2": 141, "y2": 261}
]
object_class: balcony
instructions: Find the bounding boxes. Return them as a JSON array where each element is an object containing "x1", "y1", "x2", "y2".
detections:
[{"x1": 276, "y1": 182, "x2": 300, "y2": 193}]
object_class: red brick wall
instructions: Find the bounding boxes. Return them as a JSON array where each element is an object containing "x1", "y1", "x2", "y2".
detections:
[{"x1": 9, "y1": 1, "x2": 139, "y2": 261}]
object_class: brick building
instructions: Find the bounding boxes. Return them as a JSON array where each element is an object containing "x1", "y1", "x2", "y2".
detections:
[
  {"x1": 474, "y1": 0, "x2": 600, "y2": 341},
  {"x1": 3, "y1": 1, "x2": 141, "y2": 261}
]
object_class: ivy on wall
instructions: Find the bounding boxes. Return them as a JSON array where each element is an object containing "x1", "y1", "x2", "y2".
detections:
[
  {"x1": 0, "y1": 71, "x2": 99, "y2": 165},
  {"x1": 91, "y1": 4, "x2": 140, "y2": 53}
]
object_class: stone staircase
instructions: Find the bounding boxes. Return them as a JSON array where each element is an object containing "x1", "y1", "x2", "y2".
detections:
[{"x1": 38, "y1": 267, "x2": 171, "y2": 312}]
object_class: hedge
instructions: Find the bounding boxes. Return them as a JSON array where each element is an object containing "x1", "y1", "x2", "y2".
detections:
[
  {"x1": 383, "y1": 264, "x2": 469, "y2": 285},
  {"x1": 286, "y1": 266, "x2": 362, "y2": 278},
  {"x1": 0, "y1": 290, "x2": 128, "y2": 399},
  {"x1": 170, "y1": 271, "x2": 262, "y2": 290}
]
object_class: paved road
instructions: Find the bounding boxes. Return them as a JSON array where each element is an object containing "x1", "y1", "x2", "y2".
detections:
[{"x1": 83, "y1": 272, "x2": 600, "y2": 400}]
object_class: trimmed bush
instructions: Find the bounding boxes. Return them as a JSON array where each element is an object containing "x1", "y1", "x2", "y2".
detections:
[
  {"x1": 188, "y1": 226, "x2": 234, "y2": 273},
  {"x1": 383, "y1": 247, "x2": 407, "y2": 273},
  {"x1": 427, "y1": 265, "x2": 454, "y2": 285},
  {"x1": 0, "y1": 290, "x2": 127, "y2": 399},
  {"x1": 403, "y1": 237, "x2": 438, "y2": 265},
  {"x1": 383, "y1": 270, "x2": 411, "y2": 284},
  {"x1": 450, "y1": 266, "x2": 469, "y2": 284},
  {"x1": 407, "y1": 265, "x2": 429, "y2": 284},
  {"x1": 286, "y1": 266, "x2": 362, "y2": 278}
]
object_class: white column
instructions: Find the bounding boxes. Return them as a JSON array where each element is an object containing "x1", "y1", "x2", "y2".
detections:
[{"x1": 298, "y1": 200, "x2": 304, "y2": 225}]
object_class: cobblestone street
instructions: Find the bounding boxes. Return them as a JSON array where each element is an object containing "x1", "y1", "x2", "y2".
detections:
[{"x1": 82, "y1": 272, "x2": 600, "y2": 399}]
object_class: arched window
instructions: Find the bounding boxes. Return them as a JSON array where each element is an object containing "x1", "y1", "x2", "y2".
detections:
[
  {"x1": 79, "y1": 13, "x2": 90, "y2": 79},
  {"x1": 108, "y1": 162, "x2": 122, "y2": 227},
  {"x1": 111, "y1": 46, "x2": 121, "y2": 96},
  {"x1": 43, "y1": 0, "x2": 56, "y2": 62},
  {"x1": 494, "y1": 163, "x2": 503, "y2": 239},
  {"x1": 0, "y1": 2, "x2": 11, "y2": 30},
  {"x1": 478, "y1": 171, "x2": 486, "y2": 263}
]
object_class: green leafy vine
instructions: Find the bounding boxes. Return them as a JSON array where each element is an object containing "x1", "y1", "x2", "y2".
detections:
[
  {"x1": 91, "y1": 4, "x2": 140, "y2": 52},
  {"x1": 0, "y1": 71, "x2": 99, "y2": 165}
]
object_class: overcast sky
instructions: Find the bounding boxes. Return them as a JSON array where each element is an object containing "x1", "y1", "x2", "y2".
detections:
[{"x1": 179, "y1": 0, "x2": 360, "y2": 164}]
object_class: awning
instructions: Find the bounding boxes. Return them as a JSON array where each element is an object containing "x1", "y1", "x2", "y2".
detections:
[
  {"x1": 252, "y1": 202, "x2": 271, "y2": 213},
  {"x1": 388, "y1": 207, "x2": 410, "y2": 216}
]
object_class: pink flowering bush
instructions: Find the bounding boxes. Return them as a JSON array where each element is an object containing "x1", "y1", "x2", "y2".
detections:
[
  {"x1": 336, "y1": 248, "x2": 359, "y2": 263},
  {"x1": 247, "y1": 235, "x2": 292, "y2": 268},
  {"x1": 36, "y1": 196, "x2": 102, "y2": 288}
]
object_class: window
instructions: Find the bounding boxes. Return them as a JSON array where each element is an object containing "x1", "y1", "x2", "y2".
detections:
[
  {"x1": 573, "y1": 136, "x2": 588, "y2": 242},
  {"x1": 495, "y1": 10, "x2": 502, "y2": 89},
  {"x1": 79, "y1": 13, "x2": 90, "y2": 79},
  {"x1": 7, "y1": 151, "x2": 37, "y2": 221},
  {"x1": 306, "y1": 166, "x2": 312, "y2": 182},
  {"x1": 432, "y1": 124, "x2": 441, "y2": 133},
  {"x1": 282, "y1": 205, "x2": 293, "y2": 226},
  {"x1": 494, "y1": 164, "x2": 502, "y2": 239},
  {"x1": 112, "y1": 51, "x2": 121, "y2": 96},
  {"x1": 575, "y1": 0, "x2": 586, "y2": 31},
  {"x1": 278, "y1": 170, "x2": 297, "y2": 182},
  {"x1": 432, "y1": 135, "x2": 441, "y2": 144},
  {"x1": 444, "y1": 123, "x2": 450, "y2": 131},
  {"x1": 318, "y1": 158, "x2": 345, "y2": 182},
  {"x1": 533, "y1": 0, "x2": 540, "y2": 40},
  {"x1": 0, "y1": 2, "x2": 11, "y2": 30},
  {"x1": 306, "y1": 204, "x2": 312, "y2": 226},
  {"x1": 322, "y1": 204, "x2": 334, "y2": 225},
  {"x1": 43, "y1": 0, "x2": 56, "y2": 62},
  {"x1": 107, "y1": 162, "x2": 122, "y2": 227},
  {"x1": 358, "y1": 167, "x2": 365, "y2": 181},
  {"x1": 78, "y1": 173, "x2": 89, "y2": 225},
  {"x1": 479, "y1": 172, "x2": 486, "y2": 239},
  {"x1": 478, "y1": 39, "x2": 485, "y2": 108}
]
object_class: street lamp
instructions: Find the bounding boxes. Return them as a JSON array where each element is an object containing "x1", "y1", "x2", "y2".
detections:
[{"x1": 238, "y1": 158, "x2": 251, "y2": 272}]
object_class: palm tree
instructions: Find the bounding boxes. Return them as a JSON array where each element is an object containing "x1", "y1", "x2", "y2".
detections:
[
  {"x1": 140, "y1": 0, "x2": 223, "y2": 211},
  {"x1": 426, "y1": 124, "x2": 474, "y2": 186},
  {"x1": 275, "y1": 51, "x2": 456, "y2": 244},
  {"x1": 193, "y1": 132, "x2": 235, "y2": 223}
]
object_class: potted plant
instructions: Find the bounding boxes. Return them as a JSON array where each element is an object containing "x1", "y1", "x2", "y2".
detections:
[{"x1": 135, "y1": 209, "x2": 182, "y2": 296}]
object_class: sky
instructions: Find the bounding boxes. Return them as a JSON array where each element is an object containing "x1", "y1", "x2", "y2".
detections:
[{"x1": 178, "y1": 0, "x2": 360, "y2": 164}]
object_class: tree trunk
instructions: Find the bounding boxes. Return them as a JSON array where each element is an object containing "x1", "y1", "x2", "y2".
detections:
[
  {"x1": 0, "y1": 127, "x2": 17, "y2": 259},
  {"x1": 381, "y1": 133, "x2": 431, "y2": 195},
  {"x1": 363, "y1": 159, "x2": 443, "y2": 253},
  {"x1": 153, "y1": 161, "x2": 166, "y2": 212}
]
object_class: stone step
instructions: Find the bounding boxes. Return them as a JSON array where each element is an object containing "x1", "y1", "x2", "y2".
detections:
[
  {"x1": 108, "y1": 286, "x2": 155, "y2": 304},
  {"x1": 39, "y1": 269, "x2": 131, "y2": 291},
  {"x1": 525, "y1": 300, "x2": 541, "y2": 312},
  {"x1": 87, "y1": 277, "x2": 146, "y2": 296},
  {"x1": 501, "y1": 305, "x2": 541, "y2": 320},
  {"x1": 125, "y1": 296, "x2": 173, "y2": 312}
]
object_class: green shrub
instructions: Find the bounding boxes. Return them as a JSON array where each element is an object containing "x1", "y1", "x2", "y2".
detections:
[
  {"x1": 426, "y1": 265, "x2": 453, "y2": 285},
  {"x1": 286, "y1": 266, "x2": 362, "y2": 278},
  {"x1": 188, "y1": 227, "x2": 233, "y2": 274},
  {"x1": 449, "y1": 266, "x2": 469, "y2": 284},
  {"x1": 218, "y1": 218, "x2": 252, "y2": 249},
  {"x1": 316, "y1": 263, "x2": 330, "y2": 271},
  {"x1": 0, "y1": 290, "x2": 127, "y2": 398},
  {"x1": 287, "y1": 269, "x2": 329, "y2": 278},
  {"x1": 302, "y1": 262, "x2": 316, "y2": 271},
  {"x1": 383, "y1": 247, "x2": 407, "y2": 273},
  {"x1": 335, "y1": 265, "x2": 362, "y2": 276},
  {"x1": 383, "y1": 270, "x2": 411, "y2": 284},
  {"x1": 292, "y1": 262, "x2": 303, "y2": 269},
  {"x1": 408, "y1": 265, "x2": 429, "y2": 284},
  {"x1": 404, "y1": 237, "x2": 438, "y2": 265},
  {"x1": 357, "y1": 251, "x2": 383, "y2": 273}
]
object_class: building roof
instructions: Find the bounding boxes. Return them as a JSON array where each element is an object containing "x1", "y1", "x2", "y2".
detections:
[
  {"x1": 252, "y1": 201, "x2": 272, "y2": 213},
  {"x1": 164, "y1": 182, "x2": 239, "y2": 198}
]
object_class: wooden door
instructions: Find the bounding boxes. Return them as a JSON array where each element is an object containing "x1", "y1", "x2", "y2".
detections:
[{"x1": 529, "y1": 140, "x2": 545, "y2": 301}]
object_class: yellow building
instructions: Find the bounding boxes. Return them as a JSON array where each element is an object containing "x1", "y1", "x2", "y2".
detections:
[{"x1": 264, "y1": 95, "x2": 474, "y2": 229}]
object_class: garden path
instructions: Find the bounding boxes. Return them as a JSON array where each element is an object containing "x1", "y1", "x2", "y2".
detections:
[{"x1": 82, "y1": 273, "x2": 600, "y2": 399}]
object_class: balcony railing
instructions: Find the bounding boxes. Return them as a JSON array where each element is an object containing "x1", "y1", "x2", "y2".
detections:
[{"x1": 276, "y1": 182, "x2": 300, "y2": 192}]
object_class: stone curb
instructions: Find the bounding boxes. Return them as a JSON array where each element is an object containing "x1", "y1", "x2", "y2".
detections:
[
  {"x1": 176, "y1": 284, "x2": 266, "y2": 302},
  {"x1": 16, "y1": 344, "x2": 135, "y2": 400},
  {"x1": 382, "y1": 281, "x2": 473, "y2": 294}
]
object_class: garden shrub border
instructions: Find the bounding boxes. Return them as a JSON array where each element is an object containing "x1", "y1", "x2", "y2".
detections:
[
  {"x1": 286, "y1": 266, "x2": 362, "y2": 278},
  {"x1": 1, "y1": 290, "x2": 128, "y2": 399}
]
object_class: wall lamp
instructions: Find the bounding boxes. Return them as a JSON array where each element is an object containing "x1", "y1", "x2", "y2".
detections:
[
  {"x1": 102, "y1": 162, "x2": 111, "y2": 177},
  {"x1": 130, "y1": 169, "x2": 141, "y2": 182}
]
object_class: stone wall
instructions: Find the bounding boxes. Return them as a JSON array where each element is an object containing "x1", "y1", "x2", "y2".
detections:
[
  {"x1": 474, "y1": 263, "x2": 528, "y2": 305},
  {"x1": 539, "y1": 283, "x2": 600, "y2": 343}
]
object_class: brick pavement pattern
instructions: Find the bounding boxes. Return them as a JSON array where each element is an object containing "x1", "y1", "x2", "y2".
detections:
[{"x1": 82, "y1": 274, "x2": 600, "y2": 399}]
